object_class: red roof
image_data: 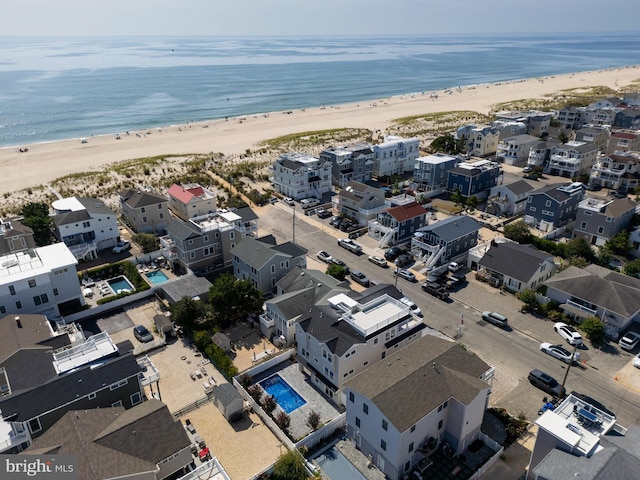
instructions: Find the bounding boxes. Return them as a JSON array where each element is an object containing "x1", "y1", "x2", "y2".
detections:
[
  {"x1": 612, "y1": 132, "x2": 638, "y2": 140},
  {"x1": 167, "y1": 184, "x2": 196, "y2": 204},
  {"x1": 386, "y1": 201, "x2": 426, "y2": 222}
]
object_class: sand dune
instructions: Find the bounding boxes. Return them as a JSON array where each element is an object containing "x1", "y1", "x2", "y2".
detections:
[{"x1": 1, "y1": 66, "x2": 639, "y2": 196}]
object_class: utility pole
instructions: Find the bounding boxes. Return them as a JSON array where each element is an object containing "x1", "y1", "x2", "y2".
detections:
[
  {"x1": 560, "y1": 343, "x2": 579, "y2": 398},
  {"x1": 292, "y1": 205, "x2": 296, "y2": 243},
  {"x1": 394, "y1": 259, "x2": 399, "y2": 289}
]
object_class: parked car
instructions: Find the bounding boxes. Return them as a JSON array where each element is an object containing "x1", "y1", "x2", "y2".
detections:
[
  {"x1": 339, "y1": 220, "x2": 354, "y2": 232},
  {"x1": 448, "y1": 262, "x2": 461, "y2": 272},
  {"x1": 317, "y1": 209, "x2": 332, "y2": 219},
  {"x1": 611, "y1": 190, "x2": 627, "y2": 199},
  {"x1": 422, "y1": 282, "x2": 449, "y2": 300},
  {"x1": 540, "y1": 342, "x2": 581, "y2": 364},
  {"x1": 112, "y1": 241, "x2": 131, "y2": 253},
  {"x1": 329, "y1": 258, "x2": 349, "y2": 274},
  {"x1": 554, "y1": 322, "x2": 583, "y2": 346},
  {"x1": 400, "y1": 296, "x2": 422, "y2": 317},
  {"x1": 330, "y1": 216, "x2": 343, "y2": 228},
  {"x1": 337, "y1": 238, "x2": 363, "y2": 254},
  {"x1": 304, "y1": 208, "x2": 317, "y2": 216},
  {"x1": 384, "y1": 246, "x2": 405, "y2": 261},
  {"x1": 394, "y1": 269, "x2": 416, "y2": 282},
  {"x1": 317, "y1": 250, "x2": 332, "y2": 263},
  {"x1": 447, "y1": 273, "x2": 467, "y2": 288},
  {"x1": 586, "y1": 183, "x2": 602, "y2": 191},
  {"x1": 523, "y1": 166, "x2": 533, "y2": 173},
  {"x1": 528, "y1": 369, "x2": 565, "y2": 398},
  {"x1": 619, "y1": 331, "x2": 640, "y2": 351},
  {"x1": 300, "y1": 198, "x2": 320, "y2": 209},
  {"x1": 350, "y1": 270, "x2": 370, "y2": 287},
  {"x1": 395, "y1": 253, "x2": 413, "y2": 267},
  {"x1": 634, "y1": 354, "x2": 640, "y2": 369},
  {"x1": 481, "y1": 311, "x2": 508, "y2": 328},
  {"x1": 283, "y1": 197, "x2": 295, "y2": 206},
  {"x1": 368, "y1": 255, "x2": 388, "y2": 268},
  {"x1": 133, "y1": 325, "x2": 153, "y2": 343}
]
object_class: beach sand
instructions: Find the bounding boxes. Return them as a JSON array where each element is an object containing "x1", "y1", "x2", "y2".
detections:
[{"x1": 1, "y1": 66, "x2": 639, "y2": 196}]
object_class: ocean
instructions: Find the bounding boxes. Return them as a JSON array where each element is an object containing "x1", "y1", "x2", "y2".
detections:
[{"x1": 2, "y1": 32, "x2": 640, "y2": 147}]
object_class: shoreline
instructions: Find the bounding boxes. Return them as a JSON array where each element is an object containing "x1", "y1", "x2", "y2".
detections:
[{"x1": 1, "y1": 65, "x2": 639, "y2": 196}]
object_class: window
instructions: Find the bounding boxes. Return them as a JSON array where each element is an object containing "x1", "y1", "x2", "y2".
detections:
[
  {"x1": 411, "y1": 425, "x2": 416, "y2": 433},
  {"x1": 53, "y1": 288, "x2": 59, "y2": 296},
  {"x1": 581, "y1": 222, "x2": 588, "y2": 229},
  {"x1": 382, "y1": 419, "x2": 388, "y2": 431},
  {"x1": 271, "y1": 265, "x2": 276, "y2": 274},
  {"x1": 597, "y1": 226, "x2": 605, "y2": 234},
  {"x1": 88, "y1": 392, "x2": 96, "y2": 400},
  {"x1": 110, "y1": 379, "x2": 128, "y2": 391},
  {"x1": 28, "y1": 279, "x2": 36, "y2": 288},
  {"x1": 529, "y1": 207, "x2": 537, "y2": 212},
  {"x1": 438, "y1": 419, "x2": 443, "y2": 429},
  {"x1": 409, "y1": 442, "x2": 414, "y2": 453},
  {"x1": 142, "y1": 216, "x2": 147, "y2": 223},
  {"x1": 374, "y1": 338, "x2": 378, "y2": 344},
  {"x1": 363, "y1": 403, "x2": 369, "y2": 414},
  {"x1": 16, "y1": 301, "x2": 22, "y2": 310},
  {"x1": 349, "y1": 392, "x2": 354, "y2": 403},
  {"x1": 9, "y1": 285, "x2": 15, "y2": 296},
  {"x1": 130, "y1": 392, "x2": 142, "y2": 405},
  {"x1": 111, "y1": 400, "x2": 123, "y2": 408},
  {"x1": 33, "y1": 296, "x2": 42, "y2": 306},
  {"x1": 0, "y1": 306, "x2": 5, "y2": 314},
  {"x1": 141, "y1": 207, "x2": 146, "y2": 213},
  {"x1": 545, "y1": 200, "x2": 552, "y2": 207},
  {"x1": 380, "y1": 439, "x2": 386, "y2": 451},
  {"x1": 355, "y1": 417, "x2": 360, "y2": 427},
  {"x1": 28, "y1": 418, "x2": 42, "y2": 434}
]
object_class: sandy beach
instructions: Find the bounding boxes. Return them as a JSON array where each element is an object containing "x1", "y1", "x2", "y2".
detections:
[{"x1": 1, "y1": 66, "x2": 639, "y2": 196}]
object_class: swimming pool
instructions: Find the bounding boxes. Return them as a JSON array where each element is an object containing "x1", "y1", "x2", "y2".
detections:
[
  {"x1": 259, "y1": 374, "x2": 306, "y2": 414},
  {"x1": 106, "y1": 275, "x2": 135, "y2": 295},
  {"x1": 145, "y1": 270, "x2": 169, "y2": 284},
  {"x1": 314, "y1": 446, "x2": 368, "y2": 480}
]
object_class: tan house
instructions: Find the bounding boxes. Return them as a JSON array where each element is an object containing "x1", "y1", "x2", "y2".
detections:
[
  {"x1": 119, "y1": 189, "x2": 170, "y2": 235},
  {"x1": 167, "y1": 183, "x2": 218, "y2": 221}
]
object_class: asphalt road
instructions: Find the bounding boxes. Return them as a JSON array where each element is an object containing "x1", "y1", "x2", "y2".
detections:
[{"x1": 259, "y1": 200, "x2": 640, "y2": 427}]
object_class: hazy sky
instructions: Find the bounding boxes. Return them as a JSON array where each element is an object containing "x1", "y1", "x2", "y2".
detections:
[{"x1": 3, "y1": 0, "x2": 639, "y2": 36}]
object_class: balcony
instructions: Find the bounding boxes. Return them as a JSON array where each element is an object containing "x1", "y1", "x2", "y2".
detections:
[
  {"x1": 259, "y1": 313, "x2": 275, "y2": 329},
  {"x1": 0, "y1": 426, "x2": 29, "y2": 454}
]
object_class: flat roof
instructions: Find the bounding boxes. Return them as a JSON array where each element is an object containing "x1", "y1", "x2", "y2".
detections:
[
  {"x1": 329, "y1": 293, "x2": 410, "y2": 337},
  {"x1": 0, "y1": 243, "x2": 77, "y2": 283},
  {"x1": 53, "y1": 331, "x2": 118, "y2": 374}
]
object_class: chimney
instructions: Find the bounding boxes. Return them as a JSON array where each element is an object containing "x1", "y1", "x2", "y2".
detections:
[{"x1": 15, "y1": 316, "x2": 22, "y2": 328}]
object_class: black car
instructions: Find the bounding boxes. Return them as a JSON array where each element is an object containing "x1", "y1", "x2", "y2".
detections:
[
  {"x1": 339, "y1": 221, "x2": 354, "y2": 232},
  {"x1": 395, "y1": 253, "x2": 413, "y2": 267},
  {"x1": 329, "y1": 258, "x2": 350, "y2": 274},
  {"x1": 384, "y1": 246, "x2": 404, "y2": 261},
  {"x1": 422, "y1": 282, "x2": 449, "y2": 300},
  {"x1": 317, "y1": 209, "x2": 332, "y2": 219},
  {"x1": 528, "y1": 369, "x2": 565, "y2": 398}
]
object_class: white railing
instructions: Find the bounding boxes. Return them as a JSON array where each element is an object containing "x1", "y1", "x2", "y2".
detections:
[
  {"x1": 295, "y1": 413, "x2": 346, "y2": 450},
  {"x1": 0, "y1": 429, "x2": 29, "y2": 453},
  {"x1": 565, "y1": 300, "x2": 597, "y2": 316}
]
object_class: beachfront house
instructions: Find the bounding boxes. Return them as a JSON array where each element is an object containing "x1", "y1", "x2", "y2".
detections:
[
  {"x1": 476, "y1": 239, "x2": 557, "y2": 293},
  {"x1": 343, "y1": 335, "x2": 494, "y2": 480},
  {"x1": 373, "y1": 136, "x2": 421, "y2": 178},
  {"x1": 161, "y1": 206, "x2": 258, "y2": 274},
  {"x1": 295, "y1": 285, "x2": 427, "y2": 404},
  {"x1": 527, "y1": 394, "x2": 628, "y2": 480},
  {"x1": 458, "y1": 125, "x2": 500, "y2": 157},
  {"x1": 494, "y1": 110, "x2": 551, "y2": 138},
  {"x1": 613, "y1": 109, "x2": 640, "y2": 129},
  {"x1": 605, "y1": 130, "x2": 640, "y2": 154},
  {"x1": 491, "y1": 120, "x2": 527, "y2": 140},
  {"x1": 495, "y1": 134, "x2": 541, "y2": 166},
  {"x1": 589, "y1": 150, "x2": 640, "y2": 192},
  {"x1": 0, "y1": 243, "x2": 83, "y2": 318},
  {"x1": 486, "y1": 179, "x2": 537, "y2": 217},
  {"x1": 260, "y1": 267, "x2": 348, "y2": 346},
  {"x1": 581, "y1": 108, "x2": 619, "y2": 128},
  {"x1": 412, "y1": 153, "x2": 459, "y2": 197},
  {"x1": 0, "y1": 319, "x2": 154, "y2": 452},
  {"x1": 446, "y1": 159, "x2": 501, "y2": 199},
  {"x1": 574, "y1": 125, "x2": 610, "y2": 153},
  {"x1": 167, "y1": 183, "x2": 218, "y2": 222},
  {"x1": 368, "y1": 201, "x2": 428, "y2": 248},
  {"x1": 0, "y1": 217, "x2": 36, "y2": 255},
  {"x1": 119, "y1": 188, "x2": 170, "y2": 235},
  {"x1": 556, "y1": 105, "x2": 586, "y2": 130},
  {"x1": 547, "y1": 141, "x2": 599, "y2": 178},
  {"x1": 23, "y1": 400, "x2": 192, "y2": 480},
  {"x1": 573, "y1": 197, "x2": 636, "y2": 247},
  {"x1": 524, "y1": 183, "x2": 585, "y2": 231},
  {"x1": 319, "y1": 144, "x2": 374, "y2": 188},
  {"x1": 333, "y1": 181, "x2": 389, "y2": 226},
  {"x1": 231, "y1": 235, "x2": 307, "y2": 296},
  {"x1": 51, "y1": 197, "x2": 119, "y2": 261},
  {"x1": 543, "y1": 264, "x2": 640, "y2": 336},
  {"x1": 271, "y1": 152, "x2": 332, "y2": 200},
  {"x1": 410, "y1": 215, "x2": 480, "y2": 270}
]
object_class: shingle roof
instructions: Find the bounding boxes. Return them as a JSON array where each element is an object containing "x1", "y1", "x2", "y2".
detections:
[
  {"x1": 503, "y1": 179, "x2": 536, "y2": 196},
  {"x1": 166, "y1": 218, "x2": 200, "y2": 241},
  {"x1": 119, "y1": 189, "x2": 167, "y2": 208},
  {"x1": 297, "y1": 305, "x2": 365, "y2": 356},
  {"x1": 76, "y1": 198, "x2": 115, "y2": 216},
  {"x1": 234, "y1": 205, "x2": 259, "y2": 222},
  {"x1": 213, "y1": 382, "x2": 243, "y2": 407},
  {"x1": 544, "y1": 265, "x2": 640, "y2": 317},
  {"x1": 344, "y1": 335, "x2": 490, "y2": 432},
  {"x1": 232, "y1": 237, "x2": 307, "y2": 269},
  {"x1": 276, "y1": 267, "x2": 347, "y2": 294},
  {"x1": 418, "y1": 215, "x2": 480, "y2": 243},
  {"x1": 23, "y1": 400, "x2": 190, "y2": 480},
  {"x1": 478, "y1": 241, "x2": 553, "y2": 282},
  {"x1": 386, "y1": 202, "x2": 426, "y2": 222}
]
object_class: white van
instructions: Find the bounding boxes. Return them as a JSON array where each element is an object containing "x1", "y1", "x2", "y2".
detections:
[{"x1": 300, "y1": 198, "x2": 320, "y2": 209}]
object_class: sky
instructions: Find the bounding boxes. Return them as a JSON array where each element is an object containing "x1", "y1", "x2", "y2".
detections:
[{"x1": 3, "y1": 0, "x2": 640, "y2": 36}]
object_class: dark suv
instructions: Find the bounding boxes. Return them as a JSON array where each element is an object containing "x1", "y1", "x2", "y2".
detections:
[
  {"x1": 422, "y1": 282, "x2": 449, "y2": 300},
  {"x1": 394, "y1": 253, "x2": 413, "y2": 267},
  {"x1": 528, "y1": 369, "x2": 565, "y2": 398},
  {"x1": 384, "y1": 246, "x2": 404, "y2": 261}
]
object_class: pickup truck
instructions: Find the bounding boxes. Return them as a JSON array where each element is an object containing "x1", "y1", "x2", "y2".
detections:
[
  {"x1": 337, "y1": 238, "x2": 363, "y2": 254},
  {"x1": 421, "y1": 282, "x2": 449, "y2": 300}
]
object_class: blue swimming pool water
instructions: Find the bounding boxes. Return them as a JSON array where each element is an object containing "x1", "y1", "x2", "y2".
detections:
[
  {"x1": 259, "y1": 374, "x2": 306, "y2": 414},
  {"x1": 107, "y1": 275, "x2": 135, "y2": 294},
  {"x1": 145, "y1": 270, "x2": 169, "y2": 284},
  {"x1": 314, "y1": 446, "x2": 368, "y2": 480}
]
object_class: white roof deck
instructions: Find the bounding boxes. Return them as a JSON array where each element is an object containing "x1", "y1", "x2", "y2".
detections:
[
  {"x1": 329, "y1": 293, "x2": 410, "y2": 337},
  {"x1": 0, "y1": 243, "x2": 77, "y2": 282},
  {"x1": 53, "y1": 331, "x2": 118, "y2": 374}
]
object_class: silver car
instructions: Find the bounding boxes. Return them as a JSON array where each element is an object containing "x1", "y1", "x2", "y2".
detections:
[{"x1": 540, "y1": 342, "x2": 580, "y2": 364}]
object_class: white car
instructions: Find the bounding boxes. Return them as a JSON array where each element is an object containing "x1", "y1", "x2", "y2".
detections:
[
  {"x1": 633, "y1": 354, "x2": 640, "y2": 369},
  {"x1": 368, "y1": 255, "x2": 388, "y2": 267},
  {"x1": 400, "y1": 297, "x2": 422, "y2": 317},
  {"x1": 317, "y1": 250, "x2": 332, "y2": 263},
  {"x1": 112, "y1": 241, "x2": 131, "y2": 253},
  {"x1": 554, "y1": 322, "x2": 583, "y2": 346},
  {"x1": 619, "y1": 331, "x2": 640, "y2": 351},
  {"x1": 540, "y1": 342, "x2": 581, "y2": 364},
  {"x1": 283, "y1": 197, "x2": 295, "y2": 206},
  {"x1": 448, "y1": 262, "x2": 461, "y2": 272}
]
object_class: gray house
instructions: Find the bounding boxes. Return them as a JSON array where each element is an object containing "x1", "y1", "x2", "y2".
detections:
[
  {"x1": 231, "y1": 235, "x2": 307, "y2": 295},
  {"x1": 543, "y1": 264, "x2": 640, "y2": 335},
  {"x1": 573, "y1": 197, "x2": 636, "y2": 246},
  {"x1": 119, "y1": 188, "x2": 170, "y2": 234},
  {"x1": 0, "y1": 217, "x2": 36, "y2": 255},
  {"x1": 574, "y1": 125, "x2": 610, "y2": 153},
  {"x1": 476, "y1": 239, "x2": 557, "y2": 292},
  {"x1": 486, "y1": 179, "x2": 536, "y2": 217},
  {"x1": 411, "y1": 215, "x2": 480, "y2": 269},
  {"x1": 319, "y1": 144, "x2": 374, "y2": 188},
  {"x1": 524, "y1": 183, "x2": 585, "y2": 231}
]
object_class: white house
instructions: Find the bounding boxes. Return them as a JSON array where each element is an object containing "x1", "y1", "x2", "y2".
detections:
[
  {"x1": 496, "y1": 134, "x2": 541, "y2": 166},
  {"x1": 547, "y1": 141, "x2": 599, "y2": 178},
  {"x1": 52, "y1": 197, "x2": 119, "y2": 261},
  {"x1": 0, "y1": 243, "x2": 83, "y2": 318},
  {"x1": 332, "y1": 181, "x2": 390, "y2": 226},
  {"x1": 167, "y1": 183, "x2": 218, "y2": 222},
  {"x1": 486, "y1": 179, "x2": 537, "y2": 217},
  {"x1": 343, "y1": 335, "x2": 494, "y2": 480},
  {"x1": 272, "y1": 153, "x2": 332, "y2": 200},
  {"x1": 373, "y1": 136, "x2": 420, "y2": 178}
]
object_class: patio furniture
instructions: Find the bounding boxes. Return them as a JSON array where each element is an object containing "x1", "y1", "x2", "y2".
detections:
[
  {"x1": 190, "y1": 372, "x2": 196, "y2": 381},
  {"x1": 194, "y1": 370, "x2": 202, "y2": 378}
]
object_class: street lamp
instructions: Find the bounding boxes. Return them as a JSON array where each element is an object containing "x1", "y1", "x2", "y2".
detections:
[{"x1": 394, "y1": 259, "x2": 399, "y2": 289}]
